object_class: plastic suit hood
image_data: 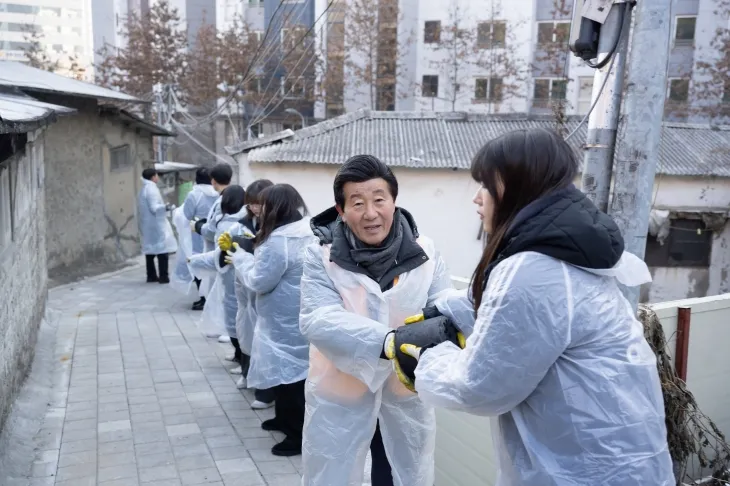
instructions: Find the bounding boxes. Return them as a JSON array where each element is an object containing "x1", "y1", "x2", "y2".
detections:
[
  {"x1": 415, "y1": 185, "x2": 674, "y2": 486},
  {"x1": 137, "y1": 178, "x2": 177, "y2": 255},
  {"x1": 299, "y1": 207, "x2": 453, "y2": 486}
]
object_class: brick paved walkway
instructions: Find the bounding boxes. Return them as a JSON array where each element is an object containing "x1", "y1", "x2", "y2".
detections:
[{"x1": 19, "y1": 265, "x2": 372, "y2": 486}]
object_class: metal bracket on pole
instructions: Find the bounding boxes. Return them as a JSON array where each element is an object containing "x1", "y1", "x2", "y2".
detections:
[{"x1": 582, "y1": 0, "x2": 630, "y2": 24}]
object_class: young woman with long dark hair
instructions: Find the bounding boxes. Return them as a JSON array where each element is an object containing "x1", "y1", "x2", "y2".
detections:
[
  {"x1": 394, "y1": 128, "x2": 675, "y2": 485},
  {"x1": 221, "y1": 183, "x2": 315, "y2": 457}
]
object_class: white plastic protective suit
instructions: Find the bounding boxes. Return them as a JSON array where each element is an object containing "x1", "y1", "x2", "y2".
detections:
[
  {"x1": 298, "y1": 236, "x2": 452, "y2": 486},
  {"x1": 137, "y1": 178, "x2": 177, "y2": 255},
  {"x1": 226, "y1": 220, "x2": 258, "y2": 355},
  {"x1": 200, "y1": 197, "x2": 222, "y2": 252},
  {"x1": 170, "y1": 206, "x2": 197, "y2": 298},
  {"x1": 417, "y1": 251, "x2": 675, "y2": 486},
  {"x1": 183, "y1": 184, "x2": 219, "y2": 254},
  {"x1": 188, "y1": 210, "x2": 246, "y2": 338},
  {"x1": 230, "y1": 218, "x2": 315, "y2": 390}
]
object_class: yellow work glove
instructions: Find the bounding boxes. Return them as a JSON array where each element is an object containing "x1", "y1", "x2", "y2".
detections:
[
  {"x1": 384, "y1": 332, "x2": 418, "y2": 393},
  {"x1": 218, "y1": 232, "x2": 233, "y2": 252},
  {"x1": 223, "y1": 243, "x2": 240, "y2": 265}
]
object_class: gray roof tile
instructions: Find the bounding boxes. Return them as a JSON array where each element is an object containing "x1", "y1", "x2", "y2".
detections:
[{"x1": 238, "y1": 109, "x2": 730, "y2": 177}]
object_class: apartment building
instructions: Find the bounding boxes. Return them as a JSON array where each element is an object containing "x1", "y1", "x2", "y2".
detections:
[
  {"x1": 0, "y1": 0, "x2": 93, "y2": 69},
  {"x1": 314, "y1": 0, "x2": 728, "y2": 121}
]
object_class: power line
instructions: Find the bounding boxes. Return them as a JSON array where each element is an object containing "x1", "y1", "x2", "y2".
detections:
[
  {"x1": 246, "y1": 0, "x2": 340, "y2": 129},
  {"x1": 170, "y1": 119, "x2": 233, "y2": 164}
]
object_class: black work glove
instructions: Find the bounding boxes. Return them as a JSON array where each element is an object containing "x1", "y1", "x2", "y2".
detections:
[
  {"x1": 194, "y1": 218, "x2": 207, "y2": 235},
  {"x1": 383, "y1": 315, "x2": 465, "y2": 392}
]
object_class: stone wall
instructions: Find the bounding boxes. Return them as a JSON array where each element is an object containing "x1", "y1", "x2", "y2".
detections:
[
  {"x1": 39, "y1": 95, "x2": 153, "y2": 281},
  {"x1": 0, "y1": 129, "x2": 48, "y2": 433}
]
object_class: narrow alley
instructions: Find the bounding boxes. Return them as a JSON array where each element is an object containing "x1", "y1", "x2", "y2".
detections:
[{"x1": 0, "y1": 262, "x2": 372, "y2": 486}]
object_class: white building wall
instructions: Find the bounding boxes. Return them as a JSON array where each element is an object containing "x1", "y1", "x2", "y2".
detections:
[
  {"x1": 0, "y1": 0, "x2": 93, "y2": 71},
  {"x1": 240, "y1": 158, "x2": 730, "y2": 302}
]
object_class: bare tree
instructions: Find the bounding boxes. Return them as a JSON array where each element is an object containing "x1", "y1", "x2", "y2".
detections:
[
  {"x1": 427, "y1": 3, "x2": 473, "y2": 111},
  {"x1": 66, "y1": 54, "x2": 87, "y2": 81},
  {"x1": 180, "y1": 21, "x2": 221, "y2": 108},
  {"x1": 531, "y1": 0, "x2": 572, "y2": 132},
  {"x1": 95, "y1": 0, "x2": 187, "y2": 98},
  {"x1": 693, "y1": 0, "x2": 730, "y2": 122},
  {"x1": 471, "y1": 0, "x2": 527, "y2": 113},
  {"x1": 22, "y1": 27, "x2": 59, "y2": 72},
  {"x1": 345, "y1": 0, "x2": 411, "y2": 110}
]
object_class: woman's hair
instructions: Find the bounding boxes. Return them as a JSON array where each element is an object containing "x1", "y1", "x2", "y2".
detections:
[
  {"x1": 255, "y1": 184, "x2": 309, "y2": 247},
  {"x1": 470, "y1": 128, "x2": 578, "y2": 310},
  {"x1": 195, "y1": 167, "x2": 211, "y2": 185},
  {"x1": 245, "y1": 179, "x2": 274, "y2": 217},
  {"x1": 219, "y1": 185, "x2": 246, "y2": 216}
]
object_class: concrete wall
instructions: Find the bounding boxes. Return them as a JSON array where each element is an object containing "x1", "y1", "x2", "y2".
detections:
[
  {"x1": 41, "y1": 95, "x2": 152, "y2": 280},
  {"x1": 0, "y1": 129, "x2": 49, "y2": 433}
]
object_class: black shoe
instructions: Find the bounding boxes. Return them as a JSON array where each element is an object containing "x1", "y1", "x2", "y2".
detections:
[
  {"x1": 147, "y1": 276, "x2": 159, "y2": 283},
  {"x1": 261, "y1": 419, "x2": 282, "y2": 432},
  {"x1": 192, "y1": 298, "x2": 206, "y2": 311},
  {"x1": 158, "y1": 277, "x2": 170, "y2": 284},
  {"x1": 271, "y1": 438, "x2": 301, "y2": 457}
]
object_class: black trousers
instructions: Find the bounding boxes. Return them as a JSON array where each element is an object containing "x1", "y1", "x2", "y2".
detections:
[
  {"x1": 370, "y1": 422, "x2": 394, "y2": 486},
  {"x1": 194, "y1": 277, "x2": 201, "y2": 289},
  {"x1": 274, "y1": 380, "x2": 305, "y2": 442},
  {"x1": 145, "y1": 254, "x2": 169, "y2": 281}
]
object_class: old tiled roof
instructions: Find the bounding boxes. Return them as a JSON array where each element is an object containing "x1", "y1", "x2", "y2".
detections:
[{"x1": 234, "y1": 109, "x2": 730, "y2": 177}]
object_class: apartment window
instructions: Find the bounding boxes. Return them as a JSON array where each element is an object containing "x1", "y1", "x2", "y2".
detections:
[
  {"x1": 247, "y1": 77, "x2": 263, "y2": 94},
  {"x1": 674, "y1": 16, "x2": 696, "y2": 47},
  {"x1": 52, "y1": 44, "x2": 64, "y2": 53},
  {"x1": 0, "y1": 164, "x2": 12, "y2": 250},
  {"x1": 578, "y1": 76, "x2": 594, "y2": 114},
  {"x1": 474, "y1": 77, "x2": 503, "y2": 102},
  {"x1": 248, "y1": 30, "x2": 264, "y2": 45},
  {"x1": 534, "y1": 78, "x2": 567, "y2": 105},
  {"x1": 281, "y1": 26, "x2": 306, "y2": 50},
  {"x1": 110, "y1": 145, "x2": 131, "y2": 172},
  {"x1": 422, "y1": 75, "x2": 439, "y2": 98},
  {"x1": 477, "y1": 22, "x2": 506, "y2": 49},
  {"x1": 424, "y1": 21, "x2": 441, "y2": 44},
  {"x1": 282, "y1": 76, "x2": 305, "y2": 98},
  {"x1": 1, "y1": 41, "x2": 31, "y2": 51},
  {"x1": 537, "y1": 21, "x2": 570, "y2": 45},
  {"x1": 248, "y1": 0, "x2": 264, "y2": 4},
  {"x1": 0, "y1": 23, "x2": 37, "y2": 33},
  {"x1": 668, "y1": 78, "x2": 689, "y2": 102},
  {"x1": 645, "y1": 219, "x2": 711, "y2": 267}
]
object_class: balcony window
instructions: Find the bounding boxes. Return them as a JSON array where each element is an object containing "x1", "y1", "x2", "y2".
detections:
[
  {"x1": 674, "y1": 16, "x2": 696, "y2": 47},
  {"x1": 477, "y1": 22, "x2": 506, "y2": 49},
  {"x1": 422, "y1": 75, "x2": 439, "y2": 98},
  {"x1": 424, "y1": 21, "x2": 441, "y2": 44}
]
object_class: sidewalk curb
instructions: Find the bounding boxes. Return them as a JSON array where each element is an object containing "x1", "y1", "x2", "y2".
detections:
[{"x1": 50, "y1": 257, "x2": 144, "y2": 293}]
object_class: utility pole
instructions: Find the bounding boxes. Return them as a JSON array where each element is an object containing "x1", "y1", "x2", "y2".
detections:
[
  {"x1": 579, "y1": 2, "x2": 631, "y2": 212},
  {"x1": 609, "y1": 0, "x2": 672, "y2": 307}
]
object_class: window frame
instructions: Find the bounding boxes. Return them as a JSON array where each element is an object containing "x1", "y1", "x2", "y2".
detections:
[
  {"x1": 424, "y1": 20, "x2": 441, "y2": 44},
  {"x1": 476, "y1": 21, "x2": 506, "y2": 49},
  {"x1": 421, "y1": 75, "x2": 439, "y2": 98},
  {"x1": 474, "y1": 77, "x2": 504, "y2": 102},
  {"x1": 668, "y1": 77, "x2": 690, "y2": 103},
  {"x1": 577, "y1": 76, "x2": 594, "y2": 114},
  {"x1": 645, "y1": 219, "x2": 712, "y2": 268},
  {"x1": 533, "y1": 77, "x2": 568, "y2": 105},
  {"x1": 674, "y1": 15, "x2": 697, "y2": 47},
  {"x1": 110, "y1": 144, "x2": 132, "y2": 172},
  {"x1": 281, "y1": 76, "x2": 306, "y2": 99},
  {"x1": 537, "y1": 20, "x2": 571, "y2": 46}
]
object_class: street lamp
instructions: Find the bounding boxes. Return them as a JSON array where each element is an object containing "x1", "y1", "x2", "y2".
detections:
[{"x1": 284, "y1": 108, "x2": 306, "y2": 129}]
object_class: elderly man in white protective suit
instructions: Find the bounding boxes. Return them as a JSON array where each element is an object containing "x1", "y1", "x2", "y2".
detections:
[{"x1": 299, "y1": 154, "x2": 462, "y2": 486}]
